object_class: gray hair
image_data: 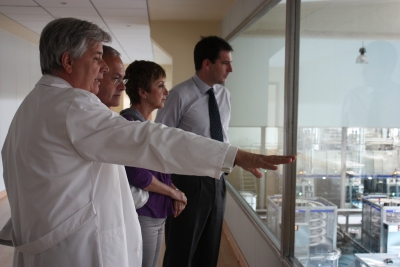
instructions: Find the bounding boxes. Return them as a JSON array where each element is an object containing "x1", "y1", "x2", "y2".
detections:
[
  {"x1": 103, "y1": 45, "x2": 121, "y2": 58},
  {"x1": 39, "y1": 17, "x2": 112, "y2": 75}
]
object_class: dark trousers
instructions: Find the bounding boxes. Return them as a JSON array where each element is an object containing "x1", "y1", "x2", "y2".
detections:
[{"x1": 162, "y1": 174, "x2": 226, "y2": 267}]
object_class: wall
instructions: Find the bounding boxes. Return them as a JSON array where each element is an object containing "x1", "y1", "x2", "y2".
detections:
[
  {"x1": 225, "y1": 189, "x2": 281, "y2": 266},
  {"x1": 0, "y1": 14, "x2": 42, "y2": 193},
  {"x1": 150, "y1": 21, "x2": 219, "y2": 86}
]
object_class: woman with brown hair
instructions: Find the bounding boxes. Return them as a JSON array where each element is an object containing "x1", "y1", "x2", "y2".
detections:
[{"x1": 121, "y1": 60, "x2": 186, "y2": 267}]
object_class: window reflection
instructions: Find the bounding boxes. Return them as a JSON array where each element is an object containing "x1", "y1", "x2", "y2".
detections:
[
  {"x1": 298, "y1": 0, "x2": 400, "y2": 265},
  {"x1": 226, "y1": 0, "x2": 400, "y2": 265}
]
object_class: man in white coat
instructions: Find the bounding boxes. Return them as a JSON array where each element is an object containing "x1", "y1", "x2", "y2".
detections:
[{"x1": 1, "y1": 17, "x2": 295, "y2": 267}]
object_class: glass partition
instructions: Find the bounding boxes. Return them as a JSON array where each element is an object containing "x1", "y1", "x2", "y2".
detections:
[
  {"x1": 297, "y1": 0, "x2": 400, "y2": 266},
  {"x1": 226, "y1": 0, "x2": 400, "y2": 265},
  {"x1": 225, "y1": 1, "x2": 287, "y2": 248}
]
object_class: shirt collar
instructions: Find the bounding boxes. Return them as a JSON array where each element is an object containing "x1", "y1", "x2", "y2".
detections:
[
  {"x1": 192, "y1": 73, "x2": 214, "y2": 94},
  {"x1": 37, "y1": 75, "x2": 73, "y2": 89}
]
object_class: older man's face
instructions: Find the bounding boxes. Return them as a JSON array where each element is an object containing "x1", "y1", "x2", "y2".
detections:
[
  {"x1": 68, "y1": 42, "x2": 109, "y2": 94},
  {"x1": 97, "y1": 55, "x2": 126, "y2": 108}
]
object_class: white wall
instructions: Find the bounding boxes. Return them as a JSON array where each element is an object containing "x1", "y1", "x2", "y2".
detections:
[{"x1": 0, "y1": 29, "x2": 41, "y2": 192}]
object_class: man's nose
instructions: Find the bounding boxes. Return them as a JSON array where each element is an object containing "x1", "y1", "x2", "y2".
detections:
[
  {"x1": 100, "y1": 58, "x2": 109, "y2": 73},
  {"x1": 227, "y1": 64, "x2": 233, "y2": 72},
  {"x1": 118, "y1": 82, "x2": 126, "y2": 91}
]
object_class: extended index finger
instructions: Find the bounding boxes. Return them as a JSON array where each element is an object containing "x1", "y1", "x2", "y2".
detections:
[{"x1": 267, "y1": 155, "x2": 296, "y2": 165}]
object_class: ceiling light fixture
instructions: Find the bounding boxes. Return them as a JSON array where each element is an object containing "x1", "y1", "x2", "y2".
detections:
[{"x1": 356, "y1": 42, "x2": 368, "y2": 64}]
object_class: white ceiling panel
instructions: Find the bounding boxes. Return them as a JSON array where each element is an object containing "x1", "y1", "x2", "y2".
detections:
[
  {"x1": 45, "y1": 7, "x2": 99, "y2": 17},
  {"x1": 14, "y1": 21, "x2": 52, "y2": 27},
  {"x1": 107, "y1": 41, "x2": 124, "y2": 51},
  {"x1": 35, "y1": 0, "x2": 92, "y2": 8},
  {"x1": 1, "y1": 0, "x2": 234, "y2": 65},
  {"x1": 0, "y1": 6, "x2": 49, "y2": 15},
  {"x1": 67, "y1": 15, "x2": 104, "y2": 23},
  {"x1": 109, "y1": 24, "x2": 149, "y2": 31},
  {"x1": 118, "y1": 33, "x2": 152, "y2": 39},
  {"x1": 121, "y1": 40, "x2": 152, "y2": 48},
  {"x1": 92, "y1": 0, "x2": 147, "y2": 9},
  {"x1": 3, "y1": 14, "x2": 53, "y2": 22},
  {"x1": 0, "y1": 0, "x2": 38, "y2": 6},
  {"x1": 97, "y1": 8, "x2": 147, "y2": 17},
  {"x1": 110, "y1": 29, "x2": 150, "y2": 36}
]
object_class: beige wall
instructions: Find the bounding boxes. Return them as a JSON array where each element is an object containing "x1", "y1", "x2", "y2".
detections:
[
  {"x1": 150, "y1": 21, "x2": 220, "y2": 87},
  {"x1": 0, "y1": 13, "x2": 39, "y2": 45}
]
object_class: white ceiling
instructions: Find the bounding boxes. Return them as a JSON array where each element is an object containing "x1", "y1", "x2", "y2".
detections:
[
  {"x1": 244, "y1": 0, "x2": 400, "y2": 40},
  {"x1": 148, "y1": 0, "x2": 235, "y2": 21},
  {"x1": 0, "y1": 0, "x2": 235, "y2": 64},
  {"x1": 2, "y1": 0, "x2": 400, "y2": 65}
]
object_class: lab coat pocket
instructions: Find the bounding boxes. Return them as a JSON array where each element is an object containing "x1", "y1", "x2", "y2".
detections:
[
  {"x1": 98, "y1": 224, "x2": 129, "y2": 267},
  {"x1": 15, "y1": 202, "x2": 96, "y2": 255}
]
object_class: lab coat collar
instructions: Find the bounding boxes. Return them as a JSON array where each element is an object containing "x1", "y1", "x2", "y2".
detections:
[{"x1": 37, "y1": 75, "x2": 73, "y2": 89}]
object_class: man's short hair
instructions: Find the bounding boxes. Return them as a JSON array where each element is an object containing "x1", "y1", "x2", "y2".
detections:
[
  {"x1": 40, "y1": 17, "x2": 111, "y2": 75},
  {"x1": 194, "y1": 36, "x2": 233, "y2": 71},
  {"x1": 103, "y1": 45, "x2": 121, "y2": 58}
]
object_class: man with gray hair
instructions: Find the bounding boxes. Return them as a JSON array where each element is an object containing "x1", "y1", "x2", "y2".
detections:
[
  {"x1": 2, "y1": 17, "x2": 295, "y2": 267},
  {"x1": 96, "y1": 45, "x2": 127, "y2": 108}
]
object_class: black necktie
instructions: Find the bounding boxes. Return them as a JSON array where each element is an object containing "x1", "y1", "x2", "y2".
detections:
[{"x1": 207, "y1": 88, "x2": 224, "y2": 142}]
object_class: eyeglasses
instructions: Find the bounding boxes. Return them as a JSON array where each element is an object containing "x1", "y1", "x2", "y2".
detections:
[{"x1": 112, "y1": 78, "x2": 128, "y2": 85}]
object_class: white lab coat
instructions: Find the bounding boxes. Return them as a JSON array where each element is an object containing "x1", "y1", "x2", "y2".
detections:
[{"x1": 1, "y1": 75, "x2": 236, "y2": 267}]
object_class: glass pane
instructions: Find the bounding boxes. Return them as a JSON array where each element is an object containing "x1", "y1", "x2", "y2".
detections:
[
  {"x1": 225, "y1": 2, "x2": 286, "y2": 248},
  {"x1": 298, "y1": 0, "x2": 400, "y2": 266}
]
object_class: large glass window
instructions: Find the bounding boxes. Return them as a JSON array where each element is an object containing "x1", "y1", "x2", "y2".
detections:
[
  {"x1": 226, "y1": 0, "x2": 400, "y2": 266},
  {"x1": 225, "y1": 2, "x2": 287, "y2": 248},
  {"x1": 297, "y1": 0, "x2": 400, "y2": 266}
]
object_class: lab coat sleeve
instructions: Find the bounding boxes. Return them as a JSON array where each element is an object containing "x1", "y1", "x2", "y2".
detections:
[{"x1": 66, "y1": 93, "x2": 229, "y2": 179}]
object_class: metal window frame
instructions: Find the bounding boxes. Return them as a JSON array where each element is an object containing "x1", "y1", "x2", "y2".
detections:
[{"x1": 282, "y1": 0, "x2": 301, "y2": 265}]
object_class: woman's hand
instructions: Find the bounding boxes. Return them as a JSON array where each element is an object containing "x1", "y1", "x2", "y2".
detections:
[
  {"x1": 173, "y1": 200, "x2": 186, "y2": 217},
  {"x1": 171, "y1": 189, "x2": 187, "y2": 204}
]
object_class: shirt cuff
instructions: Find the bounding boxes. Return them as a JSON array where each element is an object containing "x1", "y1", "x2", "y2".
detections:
[{"x1": 221, "y1": 145, "x2": 238, "y2": 174}]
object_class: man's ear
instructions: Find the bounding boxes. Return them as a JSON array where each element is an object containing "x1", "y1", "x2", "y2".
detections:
[
  {"x1": 61, "y1": 52, "x2": 73, "y2": 74},
  {"x1": 202, "y1": 58, "x2": 211, "y2": 71}
]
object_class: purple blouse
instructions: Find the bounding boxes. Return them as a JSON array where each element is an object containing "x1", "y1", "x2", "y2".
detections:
[
  {"x1": 125, "y1": 166, "x2": 174, "y2": 218},
  {"x1": 121, "y1": 109, "x2": 174, "y2": 219}
]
